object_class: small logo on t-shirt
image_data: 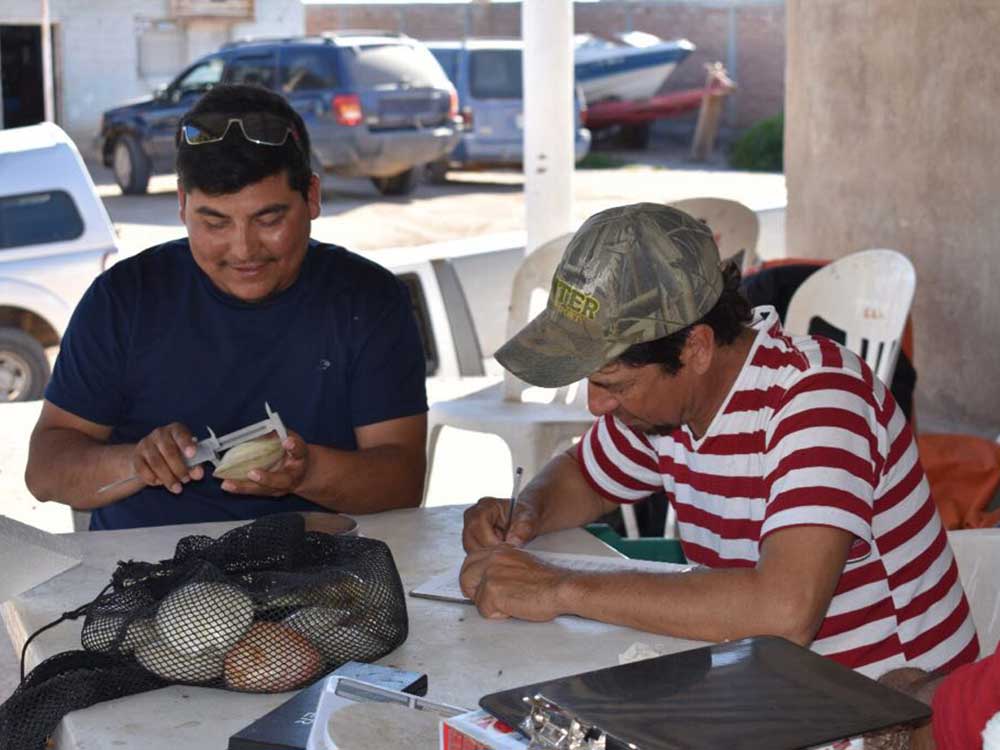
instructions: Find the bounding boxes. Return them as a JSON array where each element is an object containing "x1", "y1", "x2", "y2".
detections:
[{"x1": 318, "y1": 359, "x2": 331, "y2": 371}]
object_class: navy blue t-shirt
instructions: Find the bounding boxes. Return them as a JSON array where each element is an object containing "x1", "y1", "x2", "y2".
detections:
[{"x1": 45, "y1": 239, "x2": 427, "y2": 530}]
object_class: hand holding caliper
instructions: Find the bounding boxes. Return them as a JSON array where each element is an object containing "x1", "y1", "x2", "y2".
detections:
[{"x1": 98, "y1": 403, "x2": 288, "y2": 494}]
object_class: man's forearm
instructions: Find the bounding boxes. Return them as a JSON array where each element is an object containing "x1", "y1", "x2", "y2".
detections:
[
  {"x1": 521, "y1": 450, "x2": 618, "y2": 535},
  {"x1": 26, "y1": 428, "x2": 140, "y2": 509},
  {"x1": 549, "y1": 524, "x2": 852, "y2": 646},
  {"x1": 557, "y1": 566, "x2": 818, "y2": 646},
  {"x1": 294, "y1": 443, "x2": 425, "y2": 513}
]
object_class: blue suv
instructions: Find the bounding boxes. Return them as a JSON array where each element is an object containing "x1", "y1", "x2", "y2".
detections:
[
  {"x1": 99, "y1": 33, "x2": 461, "y2": 196},
  {"x1": 425, "y1": 40, "x2": 590, "y2": 180}
]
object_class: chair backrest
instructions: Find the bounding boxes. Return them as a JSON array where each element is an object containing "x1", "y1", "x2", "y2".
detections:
[
  {"x1": 948, "y1": 529, "x2": 1000, "y2": 656},
  {"x1": 668, "y1": 197, "x2": 760, "y2": 271},
  {"x1": 784, "y1": 249, "x2": 916, "y2": 384},
  {"x1": 501, "y1": 232, "x2": 588, "y2": 405}
]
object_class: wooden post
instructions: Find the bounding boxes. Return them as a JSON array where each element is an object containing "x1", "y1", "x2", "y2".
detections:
[{"x1": 691, "y1": 63, "x2": 735, "y2": 161}]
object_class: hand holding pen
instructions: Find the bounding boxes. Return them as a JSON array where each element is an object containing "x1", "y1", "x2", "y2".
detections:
[{"x1": 501, "y1": 466, "x2": 524, "y2": 543}]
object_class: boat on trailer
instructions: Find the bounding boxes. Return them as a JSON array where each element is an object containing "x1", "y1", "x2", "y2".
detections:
[{"x1": 574, "y1": 31, "x2": 695, "y2": 104}]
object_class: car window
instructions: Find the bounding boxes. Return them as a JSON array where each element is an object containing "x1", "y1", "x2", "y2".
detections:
[
  {"x1": 470, "y1": 49, "x2": 522, "y2": 99},
  {"x1": 0, "y1": 191, "x2": 84, "y2": 250},
  {"x1": 173, "y1": 58, "x2": 224, "y2": 99},
  {"x1": 225, "y1": 54, "x2": 276, "y2": 88},
  {"x1": 280, "y1": 49, "x2": 339, "y2": 92},
  {"x1": 344, "y1": 43, "x2": 445, "y2": 88},
  {"x1": 429, "y1": 48, "x2": 459, "y2": 84}
]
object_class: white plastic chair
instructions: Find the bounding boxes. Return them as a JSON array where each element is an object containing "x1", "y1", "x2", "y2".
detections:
[
  {"x1": 669, "y1": 197, "x2": 760, "y2": 272},
  {"x1": 425, "y1": 233, "x2": 597, "y2": 501},
  {"x1": 948, "y1": 528, "x2": 1000, "y2": 657},
  {"x1": 784, "y1": 249, "x2": 916, "y2": 385}
]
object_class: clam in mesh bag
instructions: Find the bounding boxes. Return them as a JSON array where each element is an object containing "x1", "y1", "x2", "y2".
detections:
[{"x1": 0, "y1": 512, "x2": 409, "y2": 750}]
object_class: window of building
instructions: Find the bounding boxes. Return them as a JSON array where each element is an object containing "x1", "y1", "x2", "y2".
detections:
[{"x1": 136, "y1": 20, "x2": 185, "y2": 80}]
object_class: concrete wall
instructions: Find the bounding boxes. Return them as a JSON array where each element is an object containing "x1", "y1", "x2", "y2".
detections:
[
  {"x1": 785, "y1": 0, "x2": 1000, "y2": 435},
  {"x1": 306, "y1": 0, "x2": 785, "y2": 129},
  {"x1": 1, "y1": 0, "x2": 304, "y2": 143}
]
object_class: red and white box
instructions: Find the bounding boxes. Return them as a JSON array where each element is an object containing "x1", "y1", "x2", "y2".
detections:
[{"x1": 440, "y1": 709, "x2": 529, "y2": 750}]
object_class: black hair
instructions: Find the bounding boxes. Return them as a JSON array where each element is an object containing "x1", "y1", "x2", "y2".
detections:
[
  {"x1": 175, "y1": 84, "x2": 312, "y2": 200},
  {"x1": 617, "y1": 261, "x2": 753, "y2": 375}
]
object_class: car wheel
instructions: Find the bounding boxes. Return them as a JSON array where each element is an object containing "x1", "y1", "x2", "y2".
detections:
[
  {"x1": 371, "y1": 168, "x2": 418, "y2": 196},
  {"x1": 620, "y1": 123, "x2": 651, "y2": 150},
  {"x1": 424, "y1": 159, "x2": 450, "y2": 184},
  {"x1": 112, "y1": 135, "x2": 151, "y2": 195},
  {"x1": 0, "y1": 328, "x2": 50, "y2": 403}
]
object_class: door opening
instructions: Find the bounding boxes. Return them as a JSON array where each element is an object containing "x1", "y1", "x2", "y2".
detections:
[{"x1": 1, "y1": 24, "x2": 57, "y2": 128}]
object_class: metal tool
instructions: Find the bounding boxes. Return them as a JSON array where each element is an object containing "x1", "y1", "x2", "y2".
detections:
[
  {"x1": 97, "y1": 403, "x2": 288, "y2": 494},
  {"x1": 521, "y1": 694, "x2": 625, "y2": 750}
]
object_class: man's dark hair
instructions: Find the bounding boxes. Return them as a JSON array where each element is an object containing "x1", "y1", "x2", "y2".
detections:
[
  {"x1": 617, "y1": 261, "x2": 753, "y2": 375},
  {"x1": 175, "y1": 84, "x2": 312, "y2": 200}
]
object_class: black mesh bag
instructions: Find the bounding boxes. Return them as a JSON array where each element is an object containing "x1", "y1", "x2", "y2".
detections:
[{"x1": 0, "y1": 512, "x2": 409, "y2": 750}]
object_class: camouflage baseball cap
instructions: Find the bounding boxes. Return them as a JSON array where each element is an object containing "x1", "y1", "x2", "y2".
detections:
[{"x1": 496, "y1": 202, "x2": 724, "y2": 387}]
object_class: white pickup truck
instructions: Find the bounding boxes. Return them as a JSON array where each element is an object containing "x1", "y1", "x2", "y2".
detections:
[
  {"x1": 357, "y1": 231, "x2": 524, "y2": 389},
  {"x1": 0, "y1": 123, "x2": 118, "y2": 402}
]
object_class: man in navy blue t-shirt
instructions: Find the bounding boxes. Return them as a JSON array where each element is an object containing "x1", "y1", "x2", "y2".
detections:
[{"x1": 24, "y1": 84, "x2": 428, "y2": 530}]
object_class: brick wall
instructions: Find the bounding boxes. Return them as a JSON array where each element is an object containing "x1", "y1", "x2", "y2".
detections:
[{"x1": 306, "y1": 0, "x2": 785, "y2": 130}]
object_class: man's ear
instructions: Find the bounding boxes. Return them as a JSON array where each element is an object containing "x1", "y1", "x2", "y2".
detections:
[
  {"x1": 683, "y1": 324, "x2": 717, "y2": 375},
  {"x1": 307, "y1": 173, "x2": 321, "y2": 220}
]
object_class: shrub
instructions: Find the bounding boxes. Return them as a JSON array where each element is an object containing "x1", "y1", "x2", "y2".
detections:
[{"x1": 728, "y1": 113, "x2": 784, "y2": 172}]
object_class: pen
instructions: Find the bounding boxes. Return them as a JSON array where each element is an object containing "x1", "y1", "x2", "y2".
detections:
[{"x1": 502, "y1": 466, "x2": 524, "y2": 542}]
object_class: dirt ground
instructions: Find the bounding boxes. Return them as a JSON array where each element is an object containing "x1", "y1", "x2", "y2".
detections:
[{"x1": 88, "y1": 138, "x2": 785, "y2": 258}]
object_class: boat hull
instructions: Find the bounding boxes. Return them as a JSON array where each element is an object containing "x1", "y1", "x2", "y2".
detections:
[
  {"x1": 575, "y1": 39, "x2": 694, "y2": 103},
  {"x1": 578, "y1": 61, "x2": 681, "y2": 102}
]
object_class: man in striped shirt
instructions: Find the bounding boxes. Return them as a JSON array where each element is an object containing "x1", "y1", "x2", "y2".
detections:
[{"x1": 460, "y1": 203, "x2": 978, "y2": 678}]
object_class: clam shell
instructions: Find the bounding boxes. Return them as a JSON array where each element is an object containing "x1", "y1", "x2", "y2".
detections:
[
  {"x1": 213, "y1": 433, "x2": 285, "y2": 480},
  {"x1": 283, "y1": 606, "x2": 356, "y2": 660},
  {"x1": 155, "y1": 582, "x2": 254, "y2": 655},
  {"x1": 136, "y1": 639, "x2": 224, "y2": 683}
]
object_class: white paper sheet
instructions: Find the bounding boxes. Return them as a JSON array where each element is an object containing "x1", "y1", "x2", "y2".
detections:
[
  {"x1": 409, "y1": 551, "x2": 693, "y2": 604},
  {"x1": 0, "y1": 514, "x2": 81, "y2": 602}
]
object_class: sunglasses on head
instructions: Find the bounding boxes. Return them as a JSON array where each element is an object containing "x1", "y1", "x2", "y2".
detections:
[{"x1": 180, "y1": 112, "x2": 304, "y2": 155}]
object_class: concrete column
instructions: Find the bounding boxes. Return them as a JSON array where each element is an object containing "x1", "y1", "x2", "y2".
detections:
[
  {"x1": 41, "y1": 0, "x2": 55, "y2": 122},
  {"x1": 522, "y1": 0, "x2": 575, "y2": 254},
  {"x1": 785, "y1": 0, "x2": 1000, "y2": 435}
]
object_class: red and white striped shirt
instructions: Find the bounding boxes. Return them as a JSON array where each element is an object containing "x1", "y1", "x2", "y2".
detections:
[{"x1": 578, "y1": 307, "x2": 979, "y2": 677}]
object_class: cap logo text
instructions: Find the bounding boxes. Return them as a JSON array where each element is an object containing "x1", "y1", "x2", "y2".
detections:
[{"x1": 552, "y1": 277, "x2": 600, "y2": 321}]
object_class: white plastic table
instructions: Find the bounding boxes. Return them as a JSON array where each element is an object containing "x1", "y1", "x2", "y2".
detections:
[{"x1": 2, "y1": 505, "x2": 706, "y2": 748}]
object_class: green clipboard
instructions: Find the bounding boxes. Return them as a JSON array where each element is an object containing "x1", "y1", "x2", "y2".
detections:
[{"x1": 479, "y1": 636, "x2": 931, "y2": 750}]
